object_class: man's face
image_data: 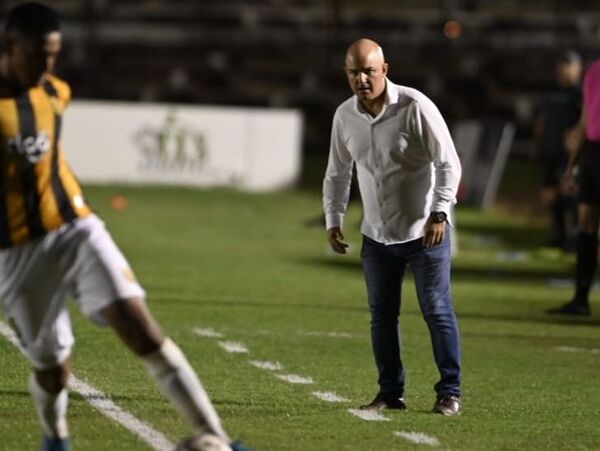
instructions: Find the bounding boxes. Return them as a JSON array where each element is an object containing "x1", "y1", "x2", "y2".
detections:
[
  {"x1": 8, "y1": 31, "x2": 61, "y2": 88},
  {"x1": 556, "y1": 61, "x2": 582, "y2": 87},
  {"x1": 344, "y1": 52, "x2": 388, "y2": 101}
]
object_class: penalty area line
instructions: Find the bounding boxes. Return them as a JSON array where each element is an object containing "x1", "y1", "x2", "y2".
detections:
[{"x1": 0, "y1": 320, "x2": 174, "y2": 451}]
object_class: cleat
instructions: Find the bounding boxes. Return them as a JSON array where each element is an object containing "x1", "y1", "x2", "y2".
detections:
[
  {"x1": 546, "y1": 301, "x2": 590, "y2": 316},
  {"x1": 42, "y1": 436, "x2": 69, "y2": 451},
  {"x1": 230, "y1": 442, "x2": 254, "y2": 451},
  {"x1": 432, "y1": 395, "x2": 461, "y2": 416}
]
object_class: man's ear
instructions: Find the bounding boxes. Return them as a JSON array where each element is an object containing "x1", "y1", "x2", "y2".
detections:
[{"x1": 382, "y1": 62, "x2": 389, "y2": 76}]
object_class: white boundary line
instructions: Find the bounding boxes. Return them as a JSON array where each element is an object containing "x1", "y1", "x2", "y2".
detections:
[
  {"x1": 192, "y1": 327, "x2": 224, "y2": 338},
  {"x1": 347, "y1": 408, "x2": 389, "y2": 421},
  {"x1": 556, "y1": 346, "x2": 600, "y2": 354},
  {"x1": 275, "y1": 374, "x2": 314, "y2": 384},
  {"x1": 249, "y1": 360, "x2": 282, "y2": 371},
  {"x1": 0, "y1": 320, "x2": 174, "y2": 451},
  {"x1": 394, "y1": 431, "x2": 440, "y2": 446},
  {"x1": 218, "y1": 341, "x2": 249, "y2": 353},
  {"x1": 193, "y1": 323, "x2": 444, "y2": 447},
  {"x1": 69, "y1": 378, "x2": 175, "y2": 450},
  {"x1": 312, "y1": 391, "x2": 348, "y2": 403}
]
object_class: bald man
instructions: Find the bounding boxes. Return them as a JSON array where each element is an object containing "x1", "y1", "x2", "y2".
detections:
[{"x1": 323, "y1": 39, "x2": 463, "y2": 415}]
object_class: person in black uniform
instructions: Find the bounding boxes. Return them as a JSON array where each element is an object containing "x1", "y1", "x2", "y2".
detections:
[{"x1": 532, "y1": 50, "x2": 583, "y2": 250}]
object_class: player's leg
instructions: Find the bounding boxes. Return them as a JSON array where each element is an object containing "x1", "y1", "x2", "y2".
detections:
[
  {"x1": 541, "y1": 159, "x2": 568, "y2": 248},
  {"x1": 0, "y1": 238, "x2": 75, "y2": 451},
  {"x1": 19, "y1": 309, "x2": 73, "y2": 451},
  {"x1": 548, "y1": 143, "x2": 600, "y2": 315},
  {"x1": 572, "y1": 203, "x2": 600, "y2": 303},
  {"x1": 71, "y1": 215, "x2": 232, "y2": 443},
  {"x1": 100, "y1": 297, "x2": 229, "y2": 441},
  {"x1": 359, "y1": 235, "x2": 406, "y2": 410},
  {"x1": 542, "y1": 185, "x2": 566, "y2": 247},
  {"x1": 409, "y1": 228, "x2": 461, "y2": 415},
  {"x1": 31, "y1": 359, "x2": 71, "y2": 451}
]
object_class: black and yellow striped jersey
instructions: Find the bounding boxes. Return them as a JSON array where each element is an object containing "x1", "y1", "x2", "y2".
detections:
[{"x1": 0, "y1": 74, "x2": 91, "y2": 248}]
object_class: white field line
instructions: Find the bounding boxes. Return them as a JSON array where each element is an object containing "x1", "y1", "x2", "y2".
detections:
[
  {"x1": 192, "y1": 327, "x2": 223, "y2": 338},
  {"x1": 249, "y1": 360, "x2": 282, "y2": 371},
  {"x1": 312, "y1": 391, "x2": 348, "y2": 402},
  {"x1": 299, "y1": 331, "x2": 353, "y2": 338},
  {"x1": 201, "y1": 327, "x2": 396, "y2": 423},
  {"x1": 556, "y1": 346, "x2": 600, "y2": 354},
  {"x1": 0, "y1": 320, "x2": 174, "y2": 451},
  {"x1": 275, "y1": 374, "x2": 314, "y2": 384},
  {"x1": 394, "y1": 431, "x2": 440, "y2": 446},
  {"x1": 347, "y1": 408, "x2": 389, "y2": 421},
  {"x1": 69, "y1": 378, "x2": 175, "y2": 451},
  {"x1": 218, "y1": 341, "x2": 249, "y2": 353}
]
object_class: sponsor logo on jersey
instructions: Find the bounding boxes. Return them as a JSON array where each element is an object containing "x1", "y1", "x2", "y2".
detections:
[{"x1": 7, "y1": 131, "x2": 51, "y2": 163}]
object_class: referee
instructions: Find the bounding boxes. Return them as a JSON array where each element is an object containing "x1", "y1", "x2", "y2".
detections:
[{"x1": 548, "y1": 59, "x2": 600, "y2": 316}]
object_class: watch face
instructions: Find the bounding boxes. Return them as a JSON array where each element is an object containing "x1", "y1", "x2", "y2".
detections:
[{"x1": 432, "y1": 212, "x2": 447, "y2": 223}]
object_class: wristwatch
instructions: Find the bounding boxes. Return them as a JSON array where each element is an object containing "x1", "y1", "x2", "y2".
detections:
[{"x1": 430, "y1": 211, "x2": 447, "y2": 224}]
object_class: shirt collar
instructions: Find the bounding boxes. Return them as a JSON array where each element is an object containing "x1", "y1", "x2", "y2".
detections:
[{"x1": 354, "y1": 79, "x2": 398, "y2": 117}]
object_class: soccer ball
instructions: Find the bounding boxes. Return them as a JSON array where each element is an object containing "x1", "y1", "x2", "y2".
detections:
[{"x1": 175, "y1": 433, "x2": 232, "y2": 451}]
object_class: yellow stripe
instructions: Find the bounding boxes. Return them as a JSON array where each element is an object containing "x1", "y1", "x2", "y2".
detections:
[{"x1": 29, "y1": 88, "x2": 63, "y2": 230}]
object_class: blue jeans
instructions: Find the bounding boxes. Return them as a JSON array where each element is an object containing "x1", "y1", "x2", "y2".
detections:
[{"x1": 360, "y1": 231, "x2": 461, "y2": 397}]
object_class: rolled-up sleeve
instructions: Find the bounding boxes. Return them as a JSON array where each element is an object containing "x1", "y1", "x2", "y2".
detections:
[{"x1": 323, "y1": 113, "x2": 353, "y2": 230}]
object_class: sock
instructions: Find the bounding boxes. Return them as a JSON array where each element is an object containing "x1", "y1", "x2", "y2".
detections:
[
  {"x1": 29, "y1": 373, "x2": 69, "y2": 439},
  {"x1": 142, "y1": 338, "x2": 229, "y2": 441},
  {"x1": 574, "y1": 232, "x2": 598, "y2": 305}
]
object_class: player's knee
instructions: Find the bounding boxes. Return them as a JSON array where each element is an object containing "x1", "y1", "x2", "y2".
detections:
[
  {"x1": 103, "y1": 297, "x2": 165, "y2": 356},
  {"x1": 35, "y1": 363, "x2": 69, "y2": 394}
]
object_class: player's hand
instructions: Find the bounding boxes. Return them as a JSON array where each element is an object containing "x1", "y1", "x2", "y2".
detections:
[
  {"x1": 423, "y1": 219, "x2": 445, "y2": 249},
  {"x1": 327, "y1": 227, "x2": 349, "y2": 254}
]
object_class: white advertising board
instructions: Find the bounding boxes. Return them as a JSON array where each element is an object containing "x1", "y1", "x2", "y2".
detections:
[{"x1": 63, "y1": 100, "x2": 303, "y2": 191}]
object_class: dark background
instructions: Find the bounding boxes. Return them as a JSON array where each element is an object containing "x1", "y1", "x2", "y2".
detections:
[{"x1": 2, "y1": 0, "x2": 599, "y2": 189}]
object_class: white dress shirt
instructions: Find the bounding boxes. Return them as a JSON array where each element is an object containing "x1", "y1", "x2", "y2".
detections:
[{"x1": 323, "y1": 79, "x2": 461, "y2": 245}]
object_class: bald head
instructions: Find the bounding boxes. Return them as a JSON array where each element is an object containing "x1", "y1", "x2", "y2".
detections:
[
  {"x1": 344, "y1": 39, "x2": 388, "y2": 108},
  {"x1": 345, "y1": 39, "x2": 385, "y2": 68}
]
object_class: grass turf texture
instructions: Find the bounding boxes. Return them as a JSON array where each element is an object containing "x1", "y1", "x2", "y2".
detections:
[{"x1": 0, "y1": 185, "x2": 599, "y2": 451}]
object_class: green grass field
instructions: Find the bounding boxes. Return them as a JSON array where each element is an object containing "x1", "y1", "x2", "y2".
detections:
[{"x1": 1, "y1": 184, "x2": 599, "y2": 451}]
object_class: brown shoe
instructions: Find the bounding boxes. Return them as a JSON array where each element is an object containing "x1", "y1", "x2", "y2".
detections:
[
  {"x1": 359, "y1": 392, "x2": 407, "y2": 410},
  {"x1": 432, "y1": 395, "x2": 461, "y2": 416}
]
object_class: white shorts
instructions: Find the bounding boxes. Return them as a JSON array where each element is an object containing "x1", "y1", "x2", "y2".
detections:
[{"x1": 0, "y1": 214, "x2": 145, "y2": 369}]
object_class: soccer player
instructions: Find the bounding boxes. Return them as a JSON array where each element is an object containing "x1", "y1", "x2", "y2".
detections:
[
  {"x1": 547, "y1": 58, "x2": 600, "y2": 316},
  {"x1": 0, "y1": 3, "x2": 249, "y2": 450},
  {"x1": 323, "y1": 39, "x2": 462, "y2": 415}
]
